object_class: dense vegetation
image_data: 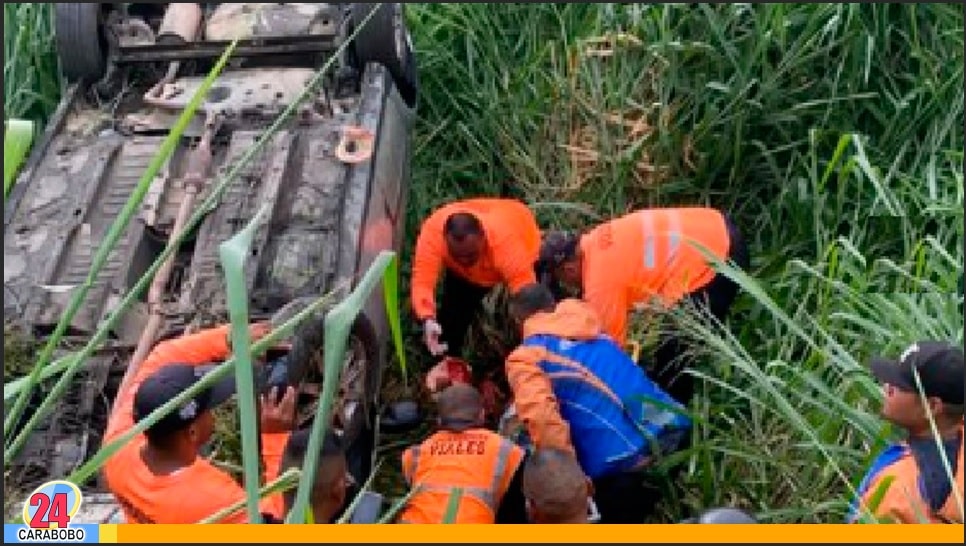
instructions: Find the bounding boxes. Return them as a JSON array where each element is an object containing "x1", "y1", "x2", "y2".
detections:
[{"x1": 4, "y1": 3, "x2": 963, "y2": 523}]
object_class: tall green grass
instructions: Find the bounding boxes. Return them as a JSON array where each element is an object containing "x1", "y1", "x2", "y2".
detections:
[
  {"x1": 3, "y1": 3, "x2": 60, "y2": 122},
  {"x1": 403, "y1": 2, "x2": 964, "y2": 522}
]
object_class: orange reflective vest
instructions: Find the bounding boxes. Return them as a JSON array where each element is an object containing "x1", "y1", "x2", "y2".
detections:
[
  {"x1": 410, "y1": 198, "x2": 541, "y2": 321},
  {"x1": 580, "y1": 207, "x2": 731, "y2": 345},
  {"x1": 851, "y1": 424, "x2": 964, "y2": 524},
  {"x1": 397, "y1": 428, "x2": 525, "y2": 524}
]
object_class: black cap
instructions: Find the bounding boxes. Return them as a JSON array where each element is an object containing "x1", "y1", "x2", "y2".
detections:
[
  {"x1": 133, "y1": 364, "x2": 236, "y2": 435},
  {"x1": 870, "y1": 341, "x2": 965, "y2": 405}
]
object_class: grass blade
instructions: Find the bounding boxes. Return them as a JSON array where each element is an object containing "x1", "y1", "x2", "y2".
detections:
[
  {"x1": 219, "y1": 203, "x2": 272, "y2": 524},
  {"x1": 197, "y1": 467, "x2": 301, "y2": 524},
  {"x1": 335, "y1": 459, "x2": 384, "y2": 524},
  {"x1": 3, "y1": 118, "x2": 33, "y2": 200},
  {"x1": 285, "y1": 250, "x2": 399, "y2": 523}
]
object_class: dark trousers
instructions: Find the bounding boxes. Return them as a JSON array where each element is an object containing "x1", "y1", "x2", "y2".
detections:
[
  {"x1": 436, "y1": 270, "x2": 493, "y2": 357},
  {"x1": 648, "y1": 215, "x2": 751, "y2": 406},
  {"x1": 591, "y1": 472, "x2": 655, "y2": 523}
]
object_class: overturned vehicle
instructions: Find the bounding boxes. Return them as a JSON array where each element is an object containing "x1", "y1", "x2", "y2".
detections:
[{"x1": 3, "y1": 2, "x2": 418, "y2": 521}]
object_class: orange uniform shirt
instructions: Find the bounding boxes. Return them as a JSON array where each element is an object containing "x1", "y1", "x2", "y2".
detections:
[
  {"x1": 410, "y1": 198, "x2": 541, "y2": 320},
  {"x1": 398, "y1": 428, "x2": 525, "y2": 524},
  {"x1": 852, "y1": 424, "x2": 964, "y2": 524},
  {"x1": 102, "y1": 325, "x2": 289, "y2": 524},
  {"x1": 581, "y1": 207, "x2": 731, "y2": 345}
]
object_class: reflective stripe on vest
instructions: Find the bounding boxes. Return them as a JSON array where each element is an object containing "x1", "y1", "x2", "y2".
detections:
[
  {"x1": 640, "y1": 210, "x2": 684, "y2": 270},
  {"x1": 399, "y1": 436, "x2": 517, "y2": 523}
]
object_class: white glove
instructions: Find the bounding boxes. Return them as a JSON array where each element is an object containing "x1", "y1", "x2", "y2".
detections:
[{"x1": 422, "y1": 319, "x2": 448, "y2": 356}]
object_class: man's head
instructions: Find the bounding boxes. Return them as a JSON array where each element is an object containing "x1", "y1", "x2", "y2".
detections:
[
  {"x1": 508, "y1": 283, "x2": 557, "y2": 330},
  {"x1": 681, "y1": 507, "x2": 758, "y2": 524},
  {"x1": 523, "y1": 448, "x2": 593, "y2": 524},
  {"x1": 870, "y1": 341, "x2": 965, "y2": 434},
  {"x1": 444, "y1": 212, "x2": 485, "y2": 268},
  {"x1": 537, "y1": 231, "x2": 583, "y2": 292},
  {"x1": 436, "y1": 383, "x2": 485, "y2": 431},
  {"x1": 280, "y1": 428, "x2": 352, "y2": 523},
  {"x1": 134, "y1": 364, "x2": 236, "y2": 453}
]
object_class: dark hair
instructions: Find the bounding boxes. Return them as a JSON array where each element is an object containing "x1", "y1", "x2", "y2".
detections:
[
  {"x1": 280, "y1": 428, "x2": 345, "y2": 509},
  {"x1": 443, "y1": 212, "x2": 483, "y2": 240},
  {"x1": 281, "y1": 428, "x2": 344, "y2": 467},
  {"x1": 144, "y1": 427, "x2": 180, "y2": 448},
  {"x1": 437, "y1": 384, "x2": 483, "y2": 430},
  {"x1": 509, "y1": 283, "x2": 557, "y2": 322}
]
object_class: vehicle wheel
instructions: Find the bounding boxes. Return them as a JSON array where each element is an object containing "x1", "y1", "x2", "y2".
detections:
[
  {"x1": 286, "y1": 313, "x2": 381, "y2": 482},
  {"x1": 350, "y1": 3, "x2": 418, "y2": 108},
  {"x1": 54, "y1": 3, "x2": 109, "y2": 83}
]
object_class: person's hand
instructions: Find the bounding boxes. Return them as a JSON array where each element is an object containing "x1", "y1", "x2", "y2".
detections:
[
  {"x1": 422, "y1": 319, "x2": 448, "y2": 356},
  {"x1": 260, "y1": 386, "x2": 296, "y2": 433},
  {"x1": 250, "y1": 321, "x2": 272, "y2": 342},
  {"x1": 424, "y1": 360, "x2": 454, "y2": 393}
]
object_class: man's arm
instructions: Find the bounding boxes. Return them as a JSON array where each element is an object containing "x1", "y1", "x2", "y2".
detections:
[
  {"x1": 505, "y1": 346, "x2": 575, "y2": 455},
  {"x1": 583, "y1": 285, "x2": 631, "y2": 347},
  {"x1": 494, "y1": 235, "x2": 539, "y2": 295},
  {"x1": 410, "y1": 223, "x2": 445, "y2": 321},
  {"x1": 103, "y1": 325, "x2": 236, "y2": 444}
]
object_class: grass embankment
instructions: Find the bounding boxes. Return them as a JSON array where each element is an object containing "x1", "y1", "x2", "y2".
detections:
[
  {"x1": 399, "y1": 2, "x2": 964, "y2": 522},
  {"x1": 4, "y1": 2, "x2": 963, "y2": 523}
]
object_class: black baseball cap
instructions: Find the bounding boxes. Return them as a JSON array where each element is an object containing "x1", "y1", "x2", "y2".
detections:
[
  {"x1": 870, "y1": 341, "x2": 965, "y2": 405},
  {"x1": 133, "y1": 363, "x2": 236, "y2": 435}
]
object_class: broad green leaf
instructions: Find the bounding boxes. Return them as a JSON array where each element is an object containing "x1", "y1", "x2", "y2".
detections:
[
  {"x1": 382, "y1": 254, "x2": 407, "y2": 380},
  {"x1": 197, "y1": 468, "x2": 301, "y2": 524},
  {"x1": 219, "y1": 202, "x2": 272, "y2": 523},
  {"x1": 285, "y1": 250, "x2": 400, "y2": 523},
  {"x1": 4, "y1": 118, "x2": 33, "y2": 200},
  {"x1": 376, "y1": 488, "x2": 420, "y2": 524}
]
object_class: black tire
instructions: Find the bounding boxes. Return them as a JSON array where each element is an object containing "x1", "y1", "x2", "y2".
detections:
[
  {"x1": 350, "y1": 3, "x2": 418, "y2": 108},
  {"x1": 286, "y1": 312, "x2": 381, "y2": 483},
  {"x1": 54, "y1": 3, "x2": 109, "y2": 83}
]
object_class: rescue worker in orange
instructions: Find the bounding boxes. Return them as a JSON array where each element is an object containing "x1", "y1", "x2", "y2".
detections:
[
  {"x1": 522, "y1": 448, "x2": 597, "y2": 524},
  {"x1": 397, "y1": 384, "x2": 528, "y2": 524},
  {"x1": 103, "y1": 323, "x2": 297, "y2": 524},
  {"x1": 849, "y1": 341, "x2": 964, "y2": 524},
  {"x1": 411, "y1": 198, "x2": 541, "y2": 359},
  {"x1": 537, "y1": 206, "x2": 750, "y2": 405},
  {"x1": 264, "y1": 428, "x2": 355, "y2": 524}
]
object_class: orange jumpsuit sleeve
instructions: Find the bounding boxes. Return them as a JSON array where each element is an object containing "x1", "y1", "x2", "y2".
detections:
[
  {"x1": 254, "y1": 431, "x2": 289, "y2": 521},
  {"x1": 194, "y1": 433, "x2": 289, "y2": 523},
  {"x1": 582, "y1": 282, "x2": 630, "y2": 347},
  {"x1": 493, "y1": 236, "x2": 538, "y2": 295},
  {"x1": 410, "y1": 219, "x2": 446, "y2": 321},
  {"x1": 104, "y1": 325, "x2": 233, "y2": 444},
  {"x1": 504, "y1": 346, "x2": 575, "y2": 455}
]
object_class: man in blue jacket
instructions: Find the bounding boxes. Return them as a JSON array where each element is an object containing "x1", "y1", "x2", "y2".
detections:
[{"x1": 502, "y1": 283, "x2": 692, "y2": 523}]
